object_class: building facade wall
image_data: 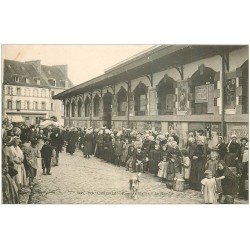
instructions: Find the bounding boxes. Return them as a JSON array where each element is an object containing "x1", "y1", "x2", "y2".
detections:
[{"x1": 4, "y1": 84, "x2": 50, "y2": 125}]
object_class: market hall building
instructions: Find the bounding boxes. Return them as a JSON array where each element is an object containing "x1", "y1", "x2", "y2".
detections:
[{"x1": 53, "y1": 45, "x2": 249, "y2": 148}]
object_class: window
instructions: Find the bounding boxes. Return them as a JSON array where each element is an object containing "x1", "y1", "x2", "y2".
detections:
[
  {"x1": 41, "y1": 102, "x2": 46, "y2": 110},
  {"x1": 35, "y1": 117, "x2": 40, "y2": 124},
  {"x1": 72, "y1": 101, "x2": 77, "y2": 117},
  {"x1": 33, "y1": 89, "x2": 38, "y2": 97},
  {"x1": 40, "y1": 89, "x2": 44, "y2": 97},
  {"x1": 14, "y1": 76, "x2": 19, "y2": 82},
  {"x1": 48, "y1": 78, "x2": 56, "y2": 86},
  {"x1": 16, "y1": 101, "x2": 21, "y2": 110},
  {"x1": 7, "y1": 100, "x2": 12, "y2": 109},
  {"x1": 84, "y1": 97, "x2": 90, "y2": 117},
  {"x1": 27, "y1": 101, "x2": 30, "y2": 110},
  {"x1": 24, "y1": 77, "x2": 30, "y2": 84},
  {"x1": 7, "y1": 86, "x2": 11, "y2": 95},
  {"x1": 214, "y1": 98, "x2": 217, "y2": 106},
  {"x1": 117, "y1": 87, "x2": 127, "y2": 116},
  {"x1": 157, "y1": 75, "x2": 176, "y2": 115},
  {"x1": 34, "y1": 78, "x2": 40, "y2": 85},
  {"x1": 51, "y1": 91, "x2": 55, "y2": 97},
  {"x1": 190, "y1": 66, "x2": 216, "y2": 115},
  {"x1": 134, "y1": 82, "x2": 148, "y2": 116},
  {"x1": 17, "y1": 87, "x2": 21, "y2": 96},
  {"x1": 93, "y1": 94, "x2": 100, "y2": 117},
  {"x1": 66, "y1": 102, "x2": 70, "y2": 117},
  {"x1": 33, "y1": 101, "x2": 38, "y2": 110},
  {"x1": 77, "y1": 99, "x2": 82, "y2": 117},
  {"x1": 51, "y1": 103, "x2": 54, "y2": 111}
]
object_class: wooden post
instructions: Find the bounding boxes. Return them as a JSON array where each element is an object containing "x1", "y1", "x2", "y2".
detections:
[
  {"x1": 126, "y1": 80, "x2": 131, "y2": 128},
  {"x1": 221, "y1": 53, "x2": 226, "y2": 139}
]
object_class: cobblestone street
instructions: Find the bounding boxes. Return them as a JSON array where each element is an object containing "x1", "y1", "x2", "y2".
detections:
[{"x1": 30, "y1": 150, "x2": 247, "y2": 204}]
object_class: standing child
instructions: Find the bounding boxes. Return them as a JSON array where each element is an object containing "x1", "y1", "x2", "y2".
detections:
[
  {"x1": 24, "y1": 139, "x2": 41, "y2": 186},
  {"x1": 126, "y1": 144, "x2": 135, "y2": 171},
  {"x1": 157, "y1": 156, "x2": 168, "y2": 182},
  {"x1": 181, "y1": 149, "x2": 191, "y2": 184},
  {"x1": 41, "y1": 138, "x2": 53, "y2": 175},
  {"x1": 205, "y1": 149, "x2": 219, "y2": 177},
  {"x1": 201, "y1": 170, "x2": 217, "y2": 204}
]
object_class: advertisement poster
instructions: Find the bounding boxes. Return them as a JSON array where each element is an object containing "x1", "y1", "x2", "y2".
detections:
[
  {"x1": 177, "y1": 81, "x2": 189, "y2": 111},
  {"x1": 195, "y1": 85, "x2": 208, "y2": 103},
  {"x1": 225, "y1": 78, "x2": 236, "y2": 109}
]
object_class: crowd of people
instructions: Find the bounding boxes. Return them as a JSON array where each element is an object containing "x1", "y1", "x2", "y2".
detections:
[{"x1": 2, "y1": 116, "x2": 249, "y2": 204}]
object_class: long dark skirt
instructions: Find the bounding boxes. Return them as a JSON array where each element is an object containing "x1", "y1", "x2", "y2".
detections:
[
  {"x1": 189, "y1": 158, "x2": 206, "y2": 190},
  {"x1": 2, "y1": 174, "x2": 19, "y2": 204},
  {"x1": 66, "y1": 140, "x2": 76, "y2": 154},
  {"x1": 95, "y1": 144, "x2": 103, "y2": 158}
]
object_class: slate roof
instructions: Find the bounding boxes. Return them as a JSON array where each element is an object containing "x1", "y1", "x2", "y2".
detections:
[
  {"x1": 3, "y1": 59, "x2": 48, "y2": 87},
  {"x1": 3, "y1": 59, "x2": 74, "y2": 89},
  {"x1": 41, "y1": 65, "x2": 74, "y2": 88}
]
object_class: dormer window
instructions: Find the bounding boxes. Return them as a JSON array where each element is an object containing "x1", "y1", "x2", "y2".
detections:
[
  {"x1": 24, "y1": 77, "x2": 30, "y2": 84},
  {"x1": 14, "y1": 76, "x2": 19, "y2": 82},
  {"x1": 48, "y1": 78, "x2": 56, "y2": 86},
  {"x1": 34, "y1": 78, "x2": 41, "y2": 85}
]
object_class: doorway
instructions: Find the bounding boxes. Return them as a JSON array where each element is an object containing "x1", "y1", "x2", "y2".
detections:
[{"x1": 103, "y1": 92, "x2": 113, "y2": 128}]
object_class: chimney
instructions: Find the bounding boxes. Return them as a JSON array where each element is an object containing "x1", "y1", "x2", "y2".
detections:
[
  {"x1": 25, "y1": 60, "x2": 41, "y2": 73},
  {"x1": 53, "y1": 65, "x2": 68, "y2": 77}
]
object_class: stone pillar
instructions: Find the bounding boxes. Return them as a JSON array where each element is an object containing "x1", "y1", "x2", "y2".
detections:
[
  {"x1": 128, "y1": 92, "x2": 134, "y2": 117},
  {"x1": 99, "y1": 96, "x2": 103, "y2": 119},
  {"x1": 149, "y1": 88, "x2": 157, "y2": 115},
  {"x1": 112, "y1": 94, "x2": 117, "y2": 117}
]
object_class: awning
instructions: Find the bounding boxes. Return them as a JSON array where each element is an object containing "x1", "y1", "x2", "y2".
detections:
[{"x1": 10, "y1": 115, "x2": 24, "y2": 123}]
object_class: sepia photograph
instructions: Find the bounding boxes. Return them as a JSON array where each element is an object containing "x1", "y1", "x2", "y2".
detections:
[{"x1": 1, "y1": 44, "x2": 249, "y2": 204}]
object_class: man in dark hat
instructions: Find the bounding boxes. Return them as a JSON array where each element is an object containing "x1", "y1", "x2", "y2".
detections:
[{"x1": 50, "y1": 128, "x2": 63, "y2": 166}]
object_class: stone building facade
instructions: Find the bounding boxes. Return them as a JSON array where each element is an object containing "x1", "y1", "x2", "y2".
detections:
[
  {"x1": 3, "y1": 59, "x2": 73, "y2": 125},
  {"x1": 53, "y1": 45, "x2": 248, "y2": 147}
]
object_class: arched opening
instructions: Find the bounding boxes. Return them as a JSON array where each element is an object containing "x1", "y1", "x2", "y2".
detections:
[
  {"x1": 85, "y1": 96, "x2": 91, "y2": 117},
  {"x1": 66, "y1": 102, "x2": 70, "y2": 117},
  {"x1": 117, "y1": 87, "x2": 127, "y2": 116},
  {"x1": 71, "y1": 101, "x2": 76, "y2": 117},
  {"x1": 77, "y1": 99, "x2": 82, "y2": 117},
  {"x1": 134, "y1": 82, "x2": 148, "y2": 116},
  {"x1": 239, "y1": 60, "x2": 249, "y2": 114},
  {"x1": 103, "y1": 91, "x2": 113, "y2": 128},
  {"x1": 157, "y1": 75, "x2": 176, "y2": 115},
  {"x1": 190, "y1": 66, "x2": 216, "y2": 114},
  {"x1": 93, "y1": 94, "x2": 100, "y2": 117}
]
